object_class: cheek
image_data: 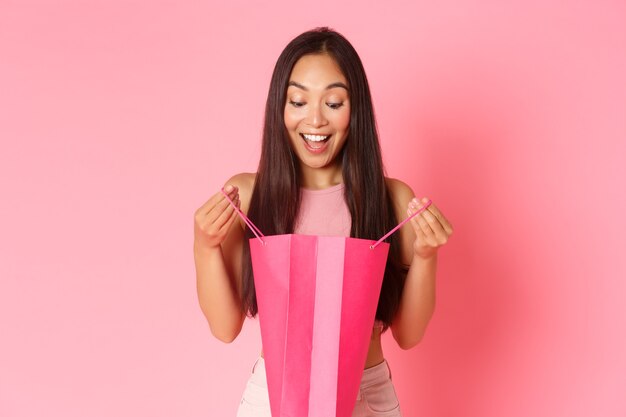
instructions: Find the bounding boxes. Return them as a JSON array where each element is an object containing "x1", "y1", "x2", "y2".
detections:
[
  {"x1": 283, "y1": 108, "x2": 300, "y2": 131},
  {"x1": 334, "y1": 109, "x2": 350, "y2": 131}
]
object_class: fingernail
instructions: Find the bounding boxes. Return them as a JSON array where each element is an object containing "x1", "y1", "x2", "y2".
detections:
[
  {"x1": 422, "y1": 197, "x2": 429, "y2": 203},
  {"x1": 224, "y1": 184, "x2": 233, "y2": 192},
  {"x1": 409, "y1": 202, "x2": 416, "y2": 209}
]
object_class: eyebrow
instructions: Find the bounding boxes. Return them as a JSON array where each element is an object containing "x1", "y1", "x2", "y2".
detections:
[{"x1": 288, "y1": 80, "x2": 349, "y2": 92}]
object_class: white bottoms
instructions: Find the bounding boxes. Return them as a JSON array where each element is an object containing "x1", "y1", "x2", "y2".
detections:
[{"x1": 236, "y1": 356, "x2": 402, "y2": 416}]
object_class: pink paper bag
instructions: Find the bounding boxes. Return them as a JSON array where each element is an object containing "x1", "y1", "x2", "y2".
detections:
[
  {"x1": 221, "y1": 188, "x2": 431, "y2": 416},
  {"x1": 251, "y1": 234, "x2": 388, "y2": 417}
]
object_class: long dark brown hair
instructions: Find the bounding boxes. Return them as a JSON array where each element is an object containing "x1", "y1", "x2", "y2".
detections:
[{"x1": 241, "y1": 27, "x2": 408, "y2": 333}]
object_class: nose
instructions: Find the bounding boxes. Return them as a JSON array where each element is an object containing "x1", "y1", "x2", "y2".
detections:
[{"x1": 305, "y1": 103, "x2": 328, "y2": 128}]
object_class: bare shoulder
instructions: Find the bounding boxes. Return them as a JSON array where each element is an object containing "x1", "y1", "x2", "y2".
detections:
[
  {"x1": 385, "y1": 177, "x2": 418, "y2": 266},
  {"x1": 224, "y1": 172, "x2": 256, "y2": 194},
  {"x1": 384, "y1": 177, "x2": 416, "y2": 208}
]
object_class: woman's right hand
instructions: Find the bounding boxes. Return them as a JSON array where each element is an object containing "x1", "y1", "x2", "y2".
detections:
[{"x1": 194, "y1": 184, "x2": 240, "y2": 251}]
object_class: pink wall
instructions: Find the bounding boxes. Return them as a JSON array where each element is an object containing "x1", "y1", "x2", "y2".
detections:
[{"x1": 1, "y1": 1, "x2": 625, "y2": 416}]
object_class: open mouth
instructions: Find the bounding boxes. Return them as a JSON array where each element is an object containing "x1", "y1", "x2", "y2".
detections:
[{"x1": 300, "y1": 133, "x2": 331, "y2": 150}]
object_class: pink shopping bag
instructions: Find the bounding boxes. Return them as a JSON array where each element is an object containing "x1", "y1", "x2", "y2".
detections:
[{"x1": 222, "y1": 188, "x2": 431, "y2": 417}]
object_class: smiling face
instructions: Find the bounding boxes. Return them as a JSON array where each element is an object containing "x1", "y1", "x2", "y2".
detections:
[{"x1": 284, "y1": 53, "x2": 351, "y2": 173}]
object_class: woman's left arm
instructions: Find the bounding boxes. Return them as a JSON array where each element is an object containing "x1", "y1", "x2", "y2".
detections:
[{"x1": 386, "y1": 178, "x2": 454, "y2": 349}]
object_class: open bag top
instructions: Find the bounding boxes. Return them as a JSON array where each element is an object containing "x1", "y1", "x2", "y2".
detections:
[{"x1": 220, "y1": 186, "x2": 432, "y2": 249}]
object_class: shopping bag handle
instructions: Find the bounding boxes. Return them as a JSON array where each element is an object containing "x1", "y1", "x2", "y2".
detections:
[
  {"x1": 220, "y1": 187, "x2": 432, "y2": 250},
  {"x1": 369, "y1": 199, "x2": 432, "y2": 249},
  {"x1": 220, "y1": 187, "x2": 267, "y2": 245}
]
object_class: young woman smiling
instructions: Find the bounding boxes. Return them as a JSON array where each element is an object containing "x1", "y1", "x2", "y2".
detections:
[{"x1": 193, "y1": 27, "x2": 453, "y2": 417}]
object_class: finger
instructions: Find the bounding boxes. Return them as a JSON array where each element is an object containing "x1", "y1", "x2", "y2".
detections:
[
  {"x1": 408, "y1": 206, "x2": 438, "y2": 246},
  {"x1": 418, "y1": 198, "x2": 454, "y2": 235},
  {"x1": 421, "y1": 210, "x2": 448, "y2": 243},
  {"x1": 219, "y1": 199, "x2": 241, "y2": 234},
  {"x1": 197, "y1": 185, "x2": 238, "y2": 215},
  {"x1": 416, "y1": 202, "x2": 449, "y2": 244},
  {"x1": 413, "y1": 216, "x2": 438, "y2": 246},
  {"x1": 210, "y1": 193, "x2": 240, "y2": 229},
  {"x1": 206, "y1": 189, "x2": 240, "y2": 222},
  {"x1": 407, "y1": 208, "x2": 428, "y2": 242}
]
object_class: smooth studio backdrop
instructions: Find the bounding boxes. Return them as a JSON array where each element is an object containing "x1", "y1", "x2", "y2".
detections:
[{"x1": 1, "y1": 1, "x2": 625, "y2": 416}]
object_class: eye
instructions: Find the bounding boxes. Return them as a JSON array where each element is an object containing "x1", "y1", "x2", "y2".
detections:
[
  {"x1": 327, "y1": 102, "x2": 344, "y2": 109},
  {"x1": 289, "y1": 100, "x2": 305, "y2": 108}
]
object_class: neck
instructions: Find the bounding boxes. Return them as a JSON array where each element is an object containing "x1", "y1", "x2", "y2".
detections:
[{"x1": 298, "y1": 161, "x2": 343, "y2": 190}]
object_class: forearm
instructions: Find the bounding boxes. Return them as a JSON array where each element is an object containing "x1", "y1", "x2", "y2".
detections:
[
  {"x1": 194, "y1": 243, "x2": 244, "y2": 343},
  {"x1": 391, "y1": 252, "x2": 438, "y2": 349}
]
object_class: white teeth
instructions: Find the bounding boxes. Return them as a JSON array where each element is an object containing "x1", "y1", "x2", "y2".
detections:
[{"x1": 302, "y1": 134, "x2": 330, "y2": 142}]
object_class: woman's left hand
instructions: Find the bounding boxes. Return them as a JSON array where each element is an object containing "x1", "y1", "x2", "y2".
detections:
[{"x1": 407, "y1": 197, "x2": 454, "y2": 260}]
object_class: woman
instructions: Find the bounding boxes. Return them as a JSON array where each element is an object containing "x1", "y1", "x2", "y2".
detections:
[{"x1": 193, "y1": 27, "x2": 453, "y2": 416}]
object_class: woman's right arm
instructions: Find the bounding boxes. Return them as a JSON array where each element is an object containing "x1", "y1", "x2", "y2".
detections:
[{"x1": 193, "y1": 173, "x2": 253, "y2": 343}]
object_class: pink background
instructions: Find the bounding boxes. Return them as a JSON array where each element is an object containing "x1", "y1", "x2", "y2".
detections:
[{"x1": 1, "y1": 1, "x2": 625, "y2": 416}]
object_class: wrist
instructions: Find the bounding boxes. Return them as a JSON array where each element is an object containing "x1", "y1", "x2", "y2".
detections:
[
  {"x1": 413, "y1": 250, "x2": 438, "y2": 262},
  {"x1": 194, "y1": 240, "x2": 222, "y2": 257}
]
